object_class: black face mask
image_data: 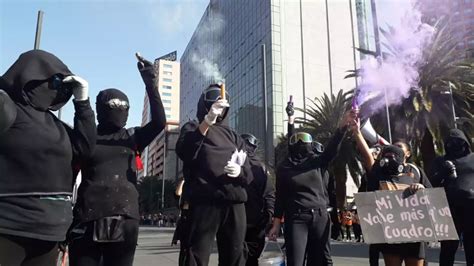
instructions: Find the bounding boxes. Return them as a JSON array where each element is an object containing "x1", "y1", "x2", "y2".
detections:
[
  {"x1": 379, "y1": 156, "x2": 404, "y2": 176},
  {"x1": 23, "y1": 77, "x2": 72, "y2": 111},
  {"x1": 96, "y1": 89, "x2": 129, "y2": 132},
  {"x1": 289, "y1": 142, "x2": 313, "y2": 160},
  {"x1": 446, "y1": 139, "x2": 468, "y2": 159}
]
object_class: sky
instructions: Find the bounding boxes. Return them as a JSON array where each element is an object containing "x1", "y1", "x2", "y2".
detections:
[{"x1": 0, "y1": 0, "x2": 208, "y2": 126}]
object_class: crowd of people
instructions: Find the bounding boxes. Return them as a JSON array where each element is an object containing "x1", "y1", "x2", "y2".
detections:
[
  {"x1": 140, "y1": 213, "x2": 178, "y2": 227},
  {"x1": 0, "y1": 49, "x2": 473, "y2": 266}
]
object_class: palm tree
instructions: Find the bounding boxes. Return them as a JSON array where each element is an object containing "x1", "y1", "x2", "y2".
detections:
[
  {"x1": 295, "y1": 89, "x2": 364, "y2": 209},
  {"x1": 347, "y1": 20, "x2": 474, "y2": 172}
]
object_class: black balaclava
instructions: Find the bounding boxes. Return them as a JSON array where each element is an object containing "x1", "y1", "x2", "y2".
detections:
[
  {"x1": 0, "y1": 50, "x2": 73, "y2": 111},
  {"x1": 378, "y1": 145, "x2": 405, "y2": 176},
  {"x1": 444, "y1": 129, "x2": 472, "y2": 159},
  {"x1": 241, "y1": 133, "x2": 258, "y2": 157},
  {"x1": 196, "y1": 84, "x2": 229, "y2": 123},
  {"x1": 96, "y1": 88, "x2": 129, "y2": 132},
  {"x1": 288, "y1": 132, "x2": 315, "y2": 164}
]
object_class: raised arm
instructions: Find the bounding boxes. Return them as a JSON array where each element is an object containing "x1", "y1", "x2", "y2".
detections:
[
  {"x1": 320, "y1": 110, "x2": 356, "y2": 165},
  {"x1": 351, "y1": 118, "x2": 375, "y2": 172},
  {"x1": 133, "y1": 55, "x2": 166, "y2": 152},
  {"x1": 62, "y1": 76, "x2": 97, "y2": 158},
  {"x1": 286, "y1": 98, "x2": 295, "y2": 144}
]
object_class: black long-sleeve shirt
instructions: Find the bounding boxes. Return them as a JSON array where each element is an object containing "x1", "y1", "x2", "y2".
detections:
[
  {"x1": 245, "y1": 160, "x2": 275, "y2": 228},
  {"x1": 0, "y1": 99, "x2": 96, "y2": 241},
  {"x1": 274, "y1": 129, "x2": 344, "y2": 218},
  {"x1": 176, "y1": 122, "x2": 251, "y2": 203},
  {"x1": 74, "y1": 81, "x2": 166, "y2": 223}
]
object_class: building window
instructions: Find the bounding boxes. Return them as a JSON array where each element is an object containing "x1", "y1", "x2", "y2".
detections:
[
  {"x1": 163, "y1": 71, "x2": 173, "y2": 75},
  {"x1": 165, "y1": 107, "x2": 172, "y2": 111},
  {"x1": 163, "y1": 64, "x2": 173, "y2": 69},
  {"x1": 163, "y1": 92, "x2": 172, "y2": 97},
  {"x1": 162, "y1": 85, "x2": 172, "y2": 90},
  {"x1": 163, "y1": 99, "x2": 171, "y2": 104},
  {"x1": 166, "y1": 114, "x2": 171, "y2": 119},
  {"x1": 163, "y1": 78, "x2": 172, "y2": 82}
]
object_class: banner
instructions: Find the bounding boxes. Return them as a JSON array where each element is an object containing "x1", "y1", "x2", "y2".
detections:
[{"x1": 354, "y1": 188, "x2": 458, "y2": 244}]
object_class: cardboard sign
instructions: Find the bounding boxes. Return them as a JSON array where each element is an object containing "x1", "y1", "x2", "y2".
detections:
[{"x1": 354, "y1": 188, "x2": 458, "y2": 244}]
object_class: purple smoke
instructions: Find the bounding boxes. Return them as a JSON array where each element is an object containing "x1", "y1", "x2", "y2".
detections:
[{"x1": 356, "y1": 1, "x2": 435, "y2": 117}]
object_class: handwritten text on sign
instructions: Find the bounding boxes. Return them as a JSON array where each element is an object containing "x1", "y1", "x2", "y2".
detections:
[{"x1": 354, "y1": 188, "x2": 458, "y2": 244}]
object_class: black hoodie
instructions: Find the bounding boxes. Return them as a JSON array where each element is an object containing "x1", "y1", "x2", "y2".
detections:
[
  {"x1": 431, "y1": 129, "x2": 474, "y2": 202},
  {"x1": 0, "y1": 50, "x2": 96, "y2": 241},
  {"x1": 74, "y1": 66, "x2": 166, "y2": 223},
  {"x1": 274, "y1": 129, "x2": 343, "y2": 218},
  {"x1": 176, "y1": 94, "x2": 251, "y2": 203}
]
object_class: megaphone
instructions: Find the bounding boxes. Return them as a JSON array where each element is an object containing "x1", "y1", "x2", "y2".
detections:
[{"x1": 360, "y1": 118, "x2": 390, "y2": 146}]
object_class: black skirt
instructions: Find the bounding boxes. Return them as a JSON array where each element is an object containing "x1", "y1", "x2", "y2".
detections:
[{"x1": 376, "y1": 242, "x2": 426, "y2": 259}]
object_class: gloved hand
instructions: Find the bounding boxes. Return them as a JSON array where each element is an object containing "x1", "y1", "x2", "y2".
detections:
[
  {"x1": 204, "y1": 99, "x2": 229, "y2": 126},
  {"x1": 286, "y1": 100, "x2": 294, "y2": 117},
  {"x1": 136, "y1": 53, "x2": 157, "y2": 88},
  {"x1": 63, "y1": 76, "x2": 89, "y2": 101},
  {"x1": 224, "y1": 161, "x2": 241, "y2": 178},
  {"x1": 444, "y1": 160, "x2": 457, "y2": 180}
]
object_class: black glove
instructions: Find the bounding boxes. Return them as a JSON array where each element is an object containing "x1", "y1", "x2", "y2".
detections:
[
  {"x1": 136, "y1": 54, "x2": 157, "y2": 89},
  {"x1": 286, "y1": 101, "x2": 294, "y2": 117},
  {"x1": 444, "y1": 160, "x2": 457, "y2": 180}
]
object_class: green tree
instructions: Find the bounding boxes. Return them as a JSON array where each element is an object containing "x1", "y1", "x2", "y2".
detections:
[
  {"x1": 137, "y1": 176, "x2": 177, "y2": 214},
  {"x1": 348, "y1": 20, "x2": 474, "y2": 172}
]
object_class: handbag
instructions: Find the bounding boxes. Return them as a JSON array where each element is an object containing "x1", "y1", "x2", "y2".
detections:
[{"x1": 93, "y1": 216, "x2": 125, "y2": 242}]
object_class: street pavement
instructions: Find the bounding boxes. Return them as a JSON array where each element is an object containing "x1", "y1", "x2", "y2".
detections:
[{"x1": 134, "y1": 226, "x2": 467, "y2": 266}]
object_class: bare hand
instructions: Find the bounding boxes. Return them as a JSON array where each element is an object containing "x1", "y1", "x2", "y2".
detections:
[
  {"x1": 268, "y1": 224, "x2": 280, "y2": 241},
  {"x1": 408, "y1": 183, "x2": 425, "y2": 193}
]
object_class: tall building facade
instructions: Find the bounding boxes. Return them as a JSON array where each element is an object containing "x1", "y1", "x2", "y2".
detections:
[
  {"x1": 180, "y1": 0, "x2": 361, "y2": 165},
  {"x1": 139, "y1": 52, "x2": 181, "y2": 180},
  {"x1": 419, "y1": 0, "x2": 474, "y2": 59}
]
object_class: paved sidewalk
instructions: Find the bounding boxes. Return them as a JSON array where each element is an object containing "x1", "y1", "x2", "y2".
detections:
[{"x1": 134, "y1": 227, "x2": 466, "y2": 265}]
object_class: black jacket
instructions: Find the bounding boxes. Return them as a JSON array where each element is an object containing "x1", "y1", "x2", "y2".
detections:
[
  {"x1": 431, "y1": 129, "x2": 474, "y2": 203},
  {"x1": 74, "y1": 66, "x2": 166, "y2": 223},
  {"x1": 176, "y1": 97, "x2": 251, "y2": 204},
  {"x1": 0, "y1": 50, "x2": 96, "y2": 241},
  {"x1": 0, "y1": 50, "x2": 96, "y2": 196},
  {"x1": 245, "y1": 157, "x2": 275, "y2": 228},
  {"x1": 274, "y1": 129, "x2": 343, "y2": 218}
]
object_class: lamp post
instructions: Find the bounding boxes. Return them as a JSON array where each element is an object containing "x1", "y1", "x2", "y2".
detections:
[{"x1": 441, "y1": 86, "x2": 458, "y2": 129}]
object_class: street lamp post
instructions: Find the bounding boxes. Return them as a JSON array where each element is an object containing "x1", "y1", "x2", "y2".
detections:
[{"x1": 441, "y1": 86, "x2": 458, "y2": 129}]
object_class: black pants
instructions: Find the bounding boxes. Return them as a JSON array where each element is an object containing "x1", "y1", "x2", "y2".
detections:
[
  {"x1": 284, "y1": 208, "x2": 332, "y2": 266},
  {"x1": 353, "y1": 224, "x2": 362, "y2": 242},
  {"x1": 0, "y1": 234, "x2": 59, "y2": 266},
  {"x1": 369, "y1": 244, "x2": 380, "y2": 266},
  {"x1": 245, "y1": 226, "x2": 266, "y2": 266},
  {"x1": 183, "y1": 202, "x2": 246, "y2": 266},
  {"x1": 346, "y1": 225, "x2": 352, "y2": 240},
  {"x1": 69, "y1": 218, "x2": 139, "y2": 266},
  {"x1": 440, "y1": 203, "x2": 474, "y2": 266}
]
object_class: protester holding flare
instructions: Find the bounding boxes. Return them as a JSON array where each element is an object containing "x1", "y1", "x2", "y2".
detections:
[
  {"x1": 176, "y1": 84, "x2": 251, "y2": 266},
  {"x1": 69, "y1": 53, "x2": 166, "y2": 266},
  {"x1": 351, "y1": 118, "x2": 432, "y2": 266},
  {"x1": 268, "y1": 98, "x2": 355, "y2": 266},
  {"x1": 0, "y1": 50, "x2": 96, "y2": 266}
]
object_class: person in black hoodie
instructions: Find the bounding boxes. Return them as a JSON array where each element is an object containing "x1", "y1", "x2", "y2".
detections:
[
  {"x1": 176, "y1": 84, "x2": 251, "y2": 266},
  {"x1": 69, "y1": 54, "x2": 166, "y2": 266},
  {"x1": 268, "y1": 106, "x2": 354, "y2": 266},
  {"x1": 430, "y1": 129, "x2": 474, "y2": 266},
  {"x1": 0, "y1": 50, "x2": 96, "y2": 266},
  {"x1": 241, "y1": 133, "x2": 275, "y2": 266}
]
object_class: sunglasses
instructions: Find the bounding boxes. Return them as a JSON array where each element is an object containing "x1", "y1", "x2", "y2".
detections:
[
  {"x1": 106, "y1": 98, "x2": 129, "y2": 110},
  {"x1": 203, "y1": 87, "x2": 229, "y2": 102},
  {"x1": 289, "y1": 132, "x2": 313, "y2": 145},
  {"x1": 446, "y1": 139, "x2": 465, "y2": 148}
]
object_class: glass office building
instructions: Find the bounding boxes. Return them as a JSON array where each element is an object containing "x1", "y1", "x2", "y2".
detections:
[{"x1": 180, "y1": 0, "x2": 366, "y2": 165}]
